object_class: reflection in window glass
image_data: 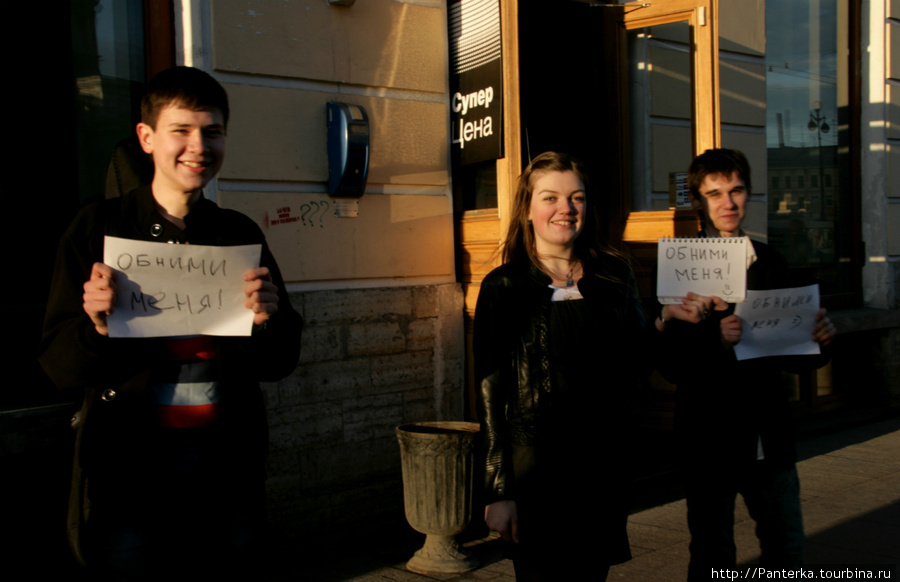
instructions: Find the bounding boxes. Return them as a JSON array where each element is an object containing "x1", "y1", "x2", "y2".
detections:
[
  {"x1": 628, "y1": 23, "x2": 693, "y2": 211},
  {"x1": 766, "y1": 0, "x2": 851, "y2": 294},
  {"x1": 72, "y1": 0, "x2": 145, "y2": 204},
  {"x1": 457, "y1": 159, "x2": 497, "y2": 211}
]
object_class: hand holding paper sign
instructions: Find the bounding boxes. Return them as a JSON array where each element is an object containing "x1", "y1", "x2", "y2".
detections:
[
  {"x1": 812, "y1": 309, "x2": 836, "y2": 347},
  {"x1": 657, "y1": 237, "x2": 756, "y2": 304},
  {"x1": 658, "y1": 292, "x2": 729, "y2": 329},
  {"x1": 83, "y1": 263, "x2": 118, "y2": 337},
  {"x1": 719, "y1": 313, "x2": 742, "y2": 347},
  {"x1": 243, "y1": 267, "x2": 279, "y2": 326},
  {"x1": 85, "y1": 259, "x2": 279, "y2": 336},
  {"x1": 732, "y1": 285, "x2": 834, "y2": 360},
  {"x1": 103, "y1": 236, "x2": 262, "y2": 338}
]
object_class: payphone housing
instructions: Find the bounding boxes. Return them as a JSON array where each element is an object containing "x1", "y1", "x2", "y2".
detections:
[{"x1": 327, "y1": 102, "x2": 369, "y2": 198}]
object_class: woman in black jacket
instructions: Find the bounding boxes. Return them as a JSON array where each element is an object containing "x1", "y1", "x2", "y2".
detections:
[{"x1": 474, "y1": 152, "x2": 645, "y2": 581}]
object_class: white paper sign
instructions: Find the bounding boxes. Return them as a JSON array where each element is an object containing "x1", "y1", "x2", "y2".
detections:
[
  {"x1": 103, "y1": 236, "x2": 261, "y2": 338},
  {"x1": 733, "y1": 284, "x2": 820, "y2": 361},
  {"x1": 657, "y1": 237, "x2": 754, "y2": 304}
]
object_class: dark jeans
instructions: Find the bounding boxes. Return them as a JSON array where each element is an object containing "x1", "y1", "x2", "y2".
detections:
[
  {"x1": 84, "y1": 426, "x2": 267, "y2": 581},
  {"x1": 685, "y1": 462, "x2": 804, "y2": 582}
]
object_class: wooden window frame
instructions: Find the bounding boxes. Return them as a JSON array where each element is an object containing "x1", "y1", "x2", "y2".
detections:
[{"x1": 617, "y1": 0, "x2": 721, "y2": 244}]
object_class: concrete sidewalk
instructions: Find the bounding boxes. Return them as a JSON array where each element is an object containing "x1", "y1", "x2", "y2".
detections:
[{"x1": 317, "y1": 415, "x2": 900, "y2": 581}]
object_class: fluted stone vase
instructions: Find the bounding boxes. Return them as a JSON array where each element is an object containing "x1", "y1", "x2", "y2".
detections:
[{"x1": 396, "y1": 421, "x2": 480, "y2": 575}]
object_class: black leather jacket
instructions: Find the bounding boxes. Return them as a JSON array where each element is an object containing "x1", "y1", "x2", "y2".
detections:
[{"x1": 474, "y1": 255, "x2": 646, "y2": 504}]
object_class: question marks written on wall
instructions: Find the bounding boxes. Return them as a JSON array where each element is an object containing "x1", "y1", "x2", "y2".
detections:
[
  {"x1": 268, "y1": 200, "x2": 331, "y2": 229},
  {"x1": 300, "y1": 201, "x2": 330, "y2": 227}
]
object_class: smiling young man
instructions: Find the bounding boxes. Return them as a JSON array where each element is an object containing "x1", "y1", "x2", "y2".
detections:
[
  {"x1": 654, "y1": 149, "x2": 836, "y2": 580},
  {"x1": 136, "y1": 105, "x2": 225, "y2": 221},
  {"x1": 691, "y1": 167, "x2": 747, "y2": 238},
  {"x1": 39, "y1": 67, "x2": 302, "y2": 579}
]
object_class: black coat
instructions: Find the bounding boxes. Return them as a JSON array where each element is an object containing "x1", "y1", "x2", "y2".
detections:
[
  {"x1": 38, "y1": 187, "x2": 303, "y2": 562},
  {"x1": 474, "y1": 254, "x2": 645, "y2": 564}
]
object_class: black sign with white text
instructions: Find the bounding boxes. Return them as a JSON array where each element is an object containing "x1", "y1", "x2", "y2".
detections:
[{"x1": 448, "y1": 0, "x2": 504, "y2": 165}]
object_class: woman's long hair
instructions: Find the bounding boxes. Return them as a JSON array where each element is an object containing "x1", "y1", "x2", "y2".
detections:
[{"x1": 502, "y1": 151, "x2": 625, "y2": 274}]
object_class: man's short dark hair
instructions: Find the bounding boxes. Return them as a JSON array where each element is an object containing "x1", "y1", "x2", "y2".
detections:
[
  {"x1": 141, "y1": 66, "x2": 230, "y2": 129},
  {"x1": 688, "y1": 148, "x2": 752, "y2": 199}
]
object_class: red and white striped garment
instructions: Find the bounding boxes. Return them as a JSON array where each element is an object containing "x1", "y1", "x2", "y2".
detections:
[{"x1": 152, "y1": 336, "x2": 221, "y2": 428}]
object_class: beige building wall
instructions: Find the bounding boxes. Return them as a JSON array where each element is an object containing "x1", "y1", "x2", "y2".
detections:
[{"x1": 210, "y1": 0, "x2": 454, "y2": 286}]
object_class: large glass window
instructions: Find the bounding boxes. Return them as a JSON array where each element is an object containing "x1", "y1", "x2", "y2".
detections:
[
  {"x1": 1, "y1": 0, "x2": 149, "y2": 411},
  {"x1": 73, "y1": 0, "x2": 147, "y2": 204},
  {"x1": 765, "y1": 0, "x2": 853, "y2": 296},
  {"x1": 628, "y1": 22, "x2": 693, "y2": 212}
]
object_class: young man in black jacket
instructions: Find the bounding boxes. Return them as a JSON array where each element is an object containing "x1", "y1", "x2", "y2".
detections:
[
  {"x1": 39, "y1": 66, "x2": 302, "y2": 580},
  {"x1": 654, "y1": 149, "x2": 835, "y2": 580}
]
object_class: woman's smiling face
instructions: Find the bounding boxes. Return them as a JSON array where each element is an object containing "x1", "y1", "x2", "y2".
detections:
[{"x1": 528, "y1": 170, "x2": 586, "y2": 254}]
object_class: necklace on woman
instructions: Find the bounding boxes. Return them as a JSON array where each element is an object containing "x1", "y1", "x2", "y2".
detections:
[{"x1": 547, "y1": 260, "x2": 579, "y2": 287}]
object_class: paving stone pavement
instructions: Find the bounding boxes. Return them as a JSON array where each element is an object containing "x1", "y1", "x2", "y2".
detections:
[{"x1": 303, "y1": 416, "x2": 900, "y2": 581}]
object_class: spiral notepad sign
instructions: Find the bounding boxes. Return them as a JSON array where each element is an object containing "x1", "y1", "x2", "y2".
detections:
[{"x1": 657, "y1": 237, "x2": 752, "y2": 304}]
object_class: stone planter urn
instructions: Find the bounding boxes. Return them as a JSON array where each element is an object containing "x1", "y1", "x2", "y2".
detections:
[{"x1": 395, "y1": 421, "x2": 480, "y2": 575}]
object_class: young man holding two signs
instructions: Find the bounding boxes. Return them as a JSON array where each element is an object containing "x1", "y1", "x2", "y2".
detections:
[{"x1": 653, "y1": 149, "x2": 836, "y2": 580}]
